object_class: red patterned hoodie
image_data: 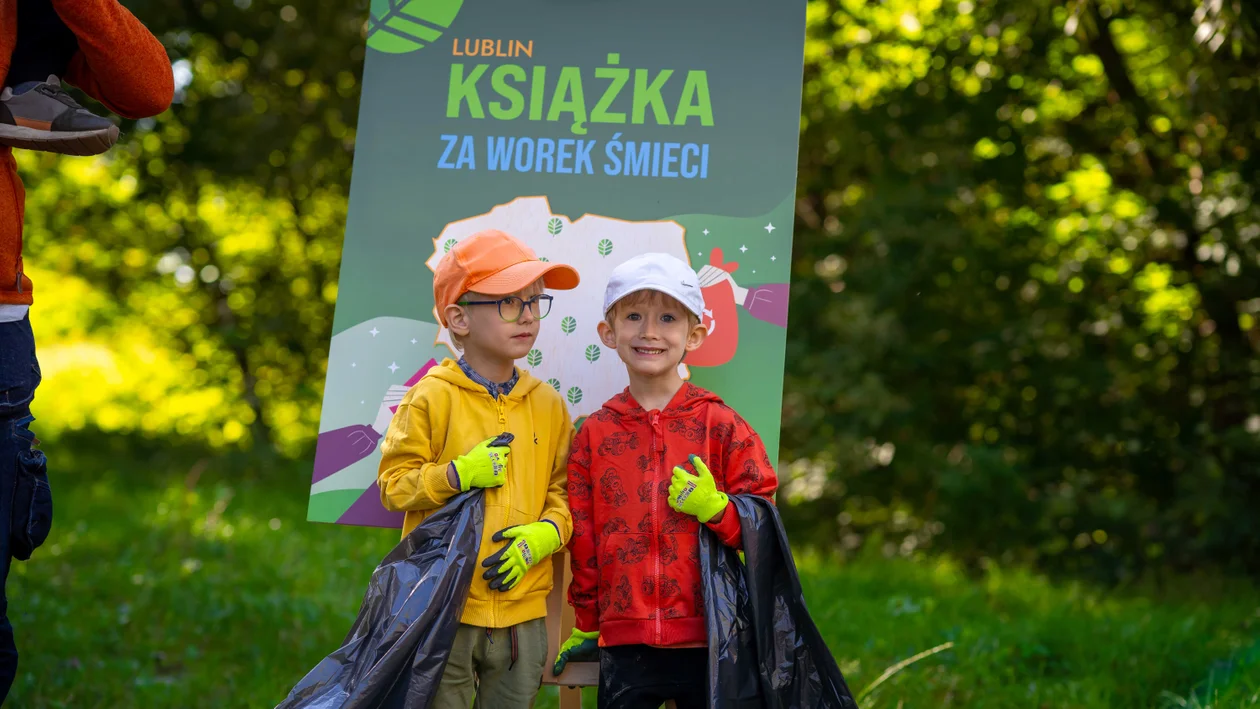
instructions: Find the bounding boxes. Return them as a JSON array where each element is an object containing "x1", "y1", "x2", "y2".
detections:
[{"x1": 566, "y1": 383, "x2": 778, "y2": 648}]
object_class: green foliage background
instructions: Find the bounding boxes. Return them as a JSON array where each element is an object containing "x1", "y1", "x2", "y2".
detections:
[
  {"x1": 11, "y1": 1, "x2": 1260, "y2": 705},
  {"x1": 19, "y1": 0, "x2": 1260, "y2": 586}
]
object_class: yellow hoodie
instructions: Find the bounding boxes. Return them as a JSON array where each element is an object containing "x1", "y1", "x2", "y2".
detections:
[{"x1": 377, "y1": 359, "x2": 573, "y2": 628}]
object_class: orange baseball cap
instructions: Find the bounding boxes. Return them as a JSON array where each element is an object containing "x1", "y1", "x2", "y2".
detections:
[{"x1": 433, "y1": 229, "x2": 580, "y2": 326}]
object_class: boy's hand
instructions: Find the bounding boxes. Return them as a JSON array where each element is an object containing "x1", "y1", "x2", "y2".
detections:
[
  {"x1": 668, "y1": 454, "x2": 729, "y2": 523},
  {"x1": 553, "y1": 628, "x2": 599, "y2": 675},
  {"x1": 481, "y1": 521, "x2": 562, "y2": 591},
  {"x1": 451, "y1": 434, "x2": 513, "y2": 491}
]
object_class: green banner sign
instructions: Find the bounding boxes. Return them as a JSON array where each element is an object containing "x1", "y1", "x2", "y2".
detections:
[{"x1": 311, "y1": 0, "x2": 808, "y2": 526}]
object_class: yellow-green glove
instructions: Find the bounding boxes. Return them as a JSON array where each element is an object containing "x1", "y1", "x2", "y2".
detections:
[
  {"x1": 452, "y1": 433, "x2": 512, "y2": 492},
  {"x1": 481, "y1": 521, "x2": 562, "y2": 591},
  {"x1": 668, "y1": 454, "x2": 729, "y2": 523},
  {"x1": 553, "y1": 628, "x2": 599, "y2": 675}
]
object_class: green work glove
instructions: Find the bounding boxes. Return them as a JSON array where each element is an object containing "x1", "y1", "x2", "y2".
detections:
[
  {"x1": 668, "y1": 454, "x2": 729, "y2": 523},
  {"x1": 552, "y1": 628, "x2": 599, "y2": 675},
  {"x1": 451, "y1": 433, "x2": 513, "y2": 492},
  {"x1": 481, "y1": 521, "x2": 562, "y2": 591}
]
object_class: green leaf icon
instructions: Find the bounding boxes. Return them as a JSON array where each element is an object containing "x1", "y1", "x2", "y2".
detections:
[
  {"x1": 527, "y1": 349, "x2": 543, "y2": 367},
  {"x1": 548, "y1": 378, "x2": 561, "y2": 392},
  {"x1": 585, "y1": 345, "x2": 601, "y2": 363},
  {"x1": 366, "y1": 0, "x2": 464, "y2": 54},
  {"x1": 567, "y1": 387, "x2": 583, "y2": 405},
  {"x1": 539, "y1": 256, "x2": 549, "y2": 262},
  {"x1": 547, "y1": 218, "x2": 563, "y2": 236},
  {"x1": 597, "y1": 239, "x2": 614, "y2": 257},
  {"x1": 561, "y1": 316, "x2": 577, "y2": 335},
  {"x1": 443, "y1": 239, "x2": 457, "y2": 253}
]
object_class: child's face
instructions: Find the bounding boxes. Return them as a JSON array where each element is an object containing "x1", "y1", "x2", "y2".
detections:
[
  {"x1": 598, "y1": 291, "x2": 707, "y2": 380},
  {"x1": 454, "y1": 280, "x2": 546, "y2": 363}
]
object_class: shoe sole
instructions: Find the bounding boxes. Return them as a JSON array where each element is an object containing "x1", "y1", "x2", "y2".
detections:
[{"x1": 0, "y1": 123, "x2": 120, "y2": 156}]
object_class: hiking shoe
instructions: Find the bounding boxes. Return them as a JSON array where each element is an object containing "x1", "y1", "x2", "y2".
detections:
[{"x1": 0, "y1": 75, "x2": 119, "y2": 156}]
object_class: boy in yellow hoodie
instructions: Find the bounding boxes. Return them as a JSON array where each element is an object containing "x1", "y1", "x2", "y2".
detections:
[{"x1": 378, "y1": 229, "x2": 580, "y2": 709}]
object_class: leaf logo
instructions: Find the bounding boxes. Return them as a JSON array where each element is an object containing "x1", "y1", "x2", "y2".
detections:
[
  {"x1": 585, "y1": 345, "x2": 601, "y2": 363},
  {"x1": 367, "y1": 0, "x2": 464, "y2": 55},
  {"x1": 561, "y1": 316, "x2": 577, "y2": 335},
  {"x1": 527, "y1": 349, "x2": 543, "y2": 367},
  {"x1": 547, "y1": 218, "x2": 564, "y2": 236}
]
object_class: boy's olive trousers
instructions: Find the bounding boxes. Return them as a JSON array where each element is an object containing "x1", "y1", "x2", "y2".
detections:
[{"x1": 432, "y1": 618, "x2": 549, "y2": 709}]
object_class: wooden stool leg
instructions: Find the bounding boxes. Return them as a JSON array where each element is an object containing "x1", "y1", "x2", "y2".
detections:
[{"x1": 546, "y1": 552, "x2": 599, "y2": 706}]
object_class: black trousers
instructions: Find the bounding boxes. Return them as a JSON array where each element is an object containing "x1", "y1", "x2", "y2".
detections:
[
  {"x1": 7, "y1": 0, "x2": 80, "y2": 85},
  {"x1": 597, "y1": 645, "x2": 709, "y2": 709}
]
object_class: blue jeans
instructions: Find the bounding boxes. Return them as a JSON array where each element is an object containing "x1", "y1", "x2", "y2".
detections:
[{"x1": 0, "y1": 315, "x2": 47, "y2": 701}]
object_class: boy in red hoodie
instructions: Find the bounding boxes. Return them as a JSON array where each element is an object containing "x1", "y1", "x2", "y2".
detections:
[{"x1": 553, "y1": 253, "x2": 779, "y2": 708}]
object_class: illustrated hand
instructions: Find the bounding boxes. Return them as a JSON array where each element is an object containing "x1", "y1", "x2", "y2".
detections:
[
  {"x1": 451, "y1": 434, "x2": 513, "y2": 491},
  {"x1": 481, "y1": 521, "x2": 562, "y2": 591},
  {"x1": 383, "y1": 384, "x2": 410, "y2": 405},
  {"x1": 313, "y1": 425, "x2": 382, "y2": 482},
  {"x1": 668, "y1": 454, "x2": 729, "y2": 523},
  {"x1": 372, "y1": 385, "x2": 411, "y2": 434},
  {"x1": 697, "y1": 264, "x2": 734, "y2": 288},
  {"x1": 552, "y1": 628, "x2": 600, "y2": 675},
  {"x1": 696, "y1": 249, "x2": 747, "y2": 304}
]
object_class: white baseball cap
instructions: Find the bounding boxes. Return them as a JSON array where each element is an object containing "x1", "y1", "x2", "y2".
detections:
[{"x1": 603, "y1": 253, "x2": 705, "y2": 320}]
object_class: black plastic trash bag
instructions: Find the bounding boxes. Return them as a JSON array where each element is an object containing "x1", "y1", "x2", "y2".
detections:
[
  {"x1": 276, "y1": 489, "x2": 485, "y2": 709},
  {"x1": 700, "y1": 495, "x2": 859, "y2": 709},
  {"x1": 700, "y1": 504, "x2": 762, "y2": 709}
]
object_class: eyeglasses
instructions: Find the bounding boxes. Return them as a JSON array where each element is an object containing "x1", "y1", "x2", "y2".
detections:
[{"x1": 457, "y1": 294, "x2": 553, "y2": 322}]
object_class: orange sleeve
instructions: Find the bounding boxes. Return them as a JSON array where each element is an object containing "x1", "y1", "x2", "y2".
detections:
[{"x1": 54, "y1": 0, "x2": 174, "y2": 118}]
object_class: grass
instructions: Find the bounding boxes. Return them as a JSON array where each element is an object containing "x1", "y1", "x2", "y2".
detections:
[
  {"x1": 8, "y1": 449, "x2": 1259, "y2": 708},
  {"x1": 797, "y1": 551, "x2": 1259, "y2": 708}
]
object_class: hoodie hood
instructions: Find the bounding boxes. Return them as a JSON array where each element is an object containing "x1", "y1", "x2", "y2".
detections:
[
  {"x1": 601, "y1": 382, "x2": 723, "y2": 418},
  {"x1": 426, "y1": 358, "x2": 542, "y2": 400}
]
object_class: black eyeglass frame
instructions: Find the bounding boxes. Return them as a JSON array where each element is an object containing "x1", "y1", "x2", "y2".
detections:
[{"x1": 456, "y1": 294, "x2": 554, "y2": 322}]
